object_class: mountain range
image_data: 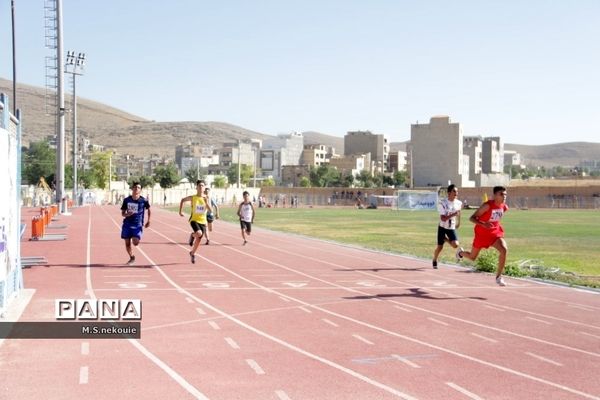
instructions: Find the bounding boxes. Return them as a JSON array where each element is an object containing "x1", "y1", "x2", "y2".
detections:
[{"x1": 2, "y1": 78, "x2": 599, "y2": 168}]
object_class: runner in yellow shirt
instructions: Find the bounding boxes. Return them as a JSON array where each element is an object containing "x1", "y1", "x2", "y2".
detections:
[{"x1": 179, "y1": 180, "x2": 212, "y2": 264}]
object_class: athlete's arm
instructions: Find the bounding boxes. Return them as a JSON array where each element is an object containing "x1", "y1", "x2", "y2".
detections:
[
  {"x1": 470, "y1": 203, "x2": 492, "y2": 228},
  {"x1": 179, "y1": 196, "x2": 192, "y2": 216},
  {"x1": 145, "y1": 208, "x2": 151, "y2": 228}
]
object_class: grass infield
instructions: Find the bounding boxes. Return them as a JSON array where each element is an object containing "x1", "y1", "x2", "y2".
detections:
[{"x1": 210, "y1": 206, "x2": 599, "y2": 286}]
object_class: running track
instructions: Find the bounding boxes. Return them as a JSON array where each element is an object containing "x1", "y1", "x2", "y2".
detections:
[{"x1": 2, "y1": 205, "x2": 599, "y2": 399}]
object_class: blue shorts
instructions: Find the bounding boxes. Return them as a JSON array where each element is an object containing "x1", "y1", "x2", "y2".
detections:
[{"x1": 121, "y1": 224, "x2": 143, "y2": 240}]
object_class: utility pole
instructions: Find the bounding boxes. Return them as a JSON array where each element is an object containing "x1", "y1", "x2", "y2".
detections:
[{"x1": 237, "y1": 139, "x2": 241, "y2": 188}]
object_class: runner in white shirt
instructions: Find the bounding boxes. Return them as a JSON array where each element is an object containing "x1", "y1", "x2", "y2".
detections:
[
  {"x1": 432, "y1": 184, "x2": 462, "y2": 269},
  {"x1": 237, "y1": 191, "x2": 255, "y2": 245}
]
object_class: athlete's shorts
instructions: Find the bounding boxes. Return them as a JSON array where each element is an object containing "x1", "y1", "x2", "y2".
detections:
[
  {"x1": 190, "y1": 221, "x2": 206, "y2": 236},
  {"x1": 473, "y1": 230, "x2": 503, "y2": 249},
  {"x1": 206, "y1": 212, "x2": 215, "y2": 223},
  {"x1": 437, "y1": 226, "x2": 458, "y2": 245},
  {"x1": 240, "y1": 220, "x2": 251, "y2": 233},
  {"x1": 121, "y1": 224, "x2": 143, "y2": 240}
]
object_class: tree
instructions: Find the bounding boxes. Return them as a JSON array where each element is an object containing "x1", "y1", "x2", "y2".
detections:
[
  {"x1": 392, "y1": 170, "x2": 408, "y2": 187},
  {"x1": 299, "y1": 177, "x2": 311, "y2": 187},
  {"x1": 342, "y1": 174, "x2": 354, "y2": 187},
  {"x1": 213, "y1": 175, "x2": 227, "y2": 188},
  {"x1": 79, "y1": 169, "x2": 95, "y2": 189},
  {"x1": 309, "y1": 165, "x2": 341, "y2": 187},
  {"x1": 227, "y1": 163, "x2": 254, "y2": 187},
  {"x1": 153, "y1": 163, "x2": 180, "y2": 189},
  {"x1": 90, "y1": 151, "x2": 112, "y2": 189},
  {"x1": 355, "y1": 170, "x2": 372, "y2": 187},
  {"x1": 261, "y1": 177, "x2": 275, "y2": 187},
  {"x1": 128, "y1": 176, "x2": 154, "y2": 188},
  {"x1": 184, "y1": 168, "x2": 204, "y2": 183},
  {"x1": 22, "y1": 140, "x2": 55, "y2": 185}
]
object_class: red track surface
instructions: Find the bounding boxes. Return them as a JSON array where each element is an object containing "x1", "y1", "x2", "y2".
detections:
[{"x1": 2, "y1": 205, "x2": 599, "y2": 399}]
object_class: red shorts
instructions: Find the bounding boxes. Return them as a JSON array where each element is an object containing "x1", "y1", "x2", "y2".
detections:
[{"x1": 473, "y1": 226, "x2": 504, "y2": 249}]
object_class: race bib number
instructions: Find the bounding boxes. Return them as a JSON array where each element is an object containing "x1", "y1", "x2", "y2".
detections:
[
  {"x1": 195, "y1": 204, "x2": 205, "y2": 213},
  {"x1": 490, "y1": 209, "x2": 503, "y2": 221},
  {"x1": 127, "y1": 203, "x2": 139, "y2": 214}
]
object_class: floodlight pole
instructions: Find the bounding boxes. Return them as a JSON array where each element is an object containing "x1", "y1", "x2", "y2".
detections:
[
  {"x1": 56, "y1": 0, "x2": 67, "y2": 214},
  {"x1": 66, "y1": 51, "x2": 85, "y2": 206}
]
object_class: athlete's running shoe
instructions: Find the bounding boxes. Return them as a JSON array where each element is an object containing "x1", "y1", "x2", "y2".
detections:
[
  {"x1": 126, "y1": 255, "x2": 135, "y2": 265},
  {"x1": 456, "y1": 247, "x2": 464, "y2": 261},
  {"x1": 496, "y1": 276, "x2": 507, "y2": 286},
  {"x1": 432, "y1": 260, "x2": 438, "y2": 269},
  {"x1": 190, "y1": 252, "x2": 195, "y2": 264}
]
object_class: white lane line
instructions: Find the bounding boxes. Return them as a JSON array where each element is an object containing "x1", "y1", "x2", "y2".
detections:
[
  {"x1": 322, "y1": 318, "x2": 339, "y2": 327},
  {"x1": 149, "y1": 218, "x2": 590, "y2": 400},
  {"x1": 81, "y1": 342, "x2": 89, "y2": 355},
  {"x1": 526, "y1": 317, "x2": 553, "y2": 325},
  {"x1": 352, "y1": 334, "x2": 374, "y2": 345},
  {"x1": 446, "y1": 382, "x2": 484, "y2": 400},
  {"x1": 298, "y1": 306, "x2": 312, "y2": 313},
  {"x1": 275, "y1": 390, "x2": 292, "y2": 400},
  {"x1": 195, "y1": 307, "x2": 206, "y2": 315},
  {"x1": 568, "y1": 304, "x2": 596, "y2": 312},
  {"x1": 97, "y1": 208, "x2": 210, "y2": 400},
  {"x1": 393, "y1": 305, "x2": 412, "y2": 312},
  {"x1": 225, "y1": 337, "x2": 240, "y2": 349},
  {"x1": 391, "y1": 354, "x2": 421, "y2": 369},
  {"x1": 484, "y1": 304, "x2": 506, "y2": 312},
  {"x1": 104, "y1": 281, "x2": 155, "y2": 284},
  {"x1": 279, "y1": 296, "x2": 291, "y2": 302},
  {"x1": 246, "y1": 359, "x2": 265, "y2": 375},
  {"x1": 185, "y1": 297, "x2": 194, "y2": 304},
  {"x1": 103, "y1": 275, "x2": 151, "y2": 278},
  {"x1": 428, "y1": 317, "x2": 450, "y2": 326},
  {"x1": 580, "y1": 331, "x2": 600, "y2": 340},
  {"x1": 208, "y1": 321, "x2": 221, "y2": 330},
  {"x1": 525, "y1": 352, "x2": 563, "y2": 366},
  {"x1": 79, "y1": 366, "x2": 89, "y2": 384},
  {"x1": 141, "y1": 241, "x2": 417, "y2": 400},
  {"x1": 470, "y1": 332, "x2": 498, "y2": 344}
]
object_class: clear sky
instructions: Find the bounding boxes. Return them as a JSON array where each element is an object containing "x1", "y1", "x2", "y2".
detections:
[{"x1": 2, "y1": 1, "x2": 599, "y2": 145}]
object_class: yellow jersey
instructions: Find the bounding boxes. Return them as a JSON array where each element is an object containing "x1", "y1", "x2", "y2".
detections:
[{"x1": 189, "y1": 195, "x2": 208, "y2": 224}]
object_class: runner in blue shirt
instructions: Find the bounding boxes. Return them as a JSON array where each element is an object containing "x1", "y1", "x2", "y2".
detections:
[{"x1": 120, "y1": 182, "x2": 151, "y2": 264}]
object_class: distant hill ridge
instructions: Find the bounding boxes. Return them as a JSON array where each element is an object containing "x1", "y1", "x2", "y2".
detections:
[{"x1": 2, "y1": 78, "x2": 599, "y2": 167}]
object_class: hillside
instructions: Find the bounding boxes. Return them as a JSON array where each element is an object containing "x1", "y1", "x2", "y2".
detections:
[
  {"x1": 504, "y1": 142, "x2": 600, "y2": 168},
  {"x1": 0, "y1": 78, "x2": 270, "y2": 158},
  {"x1": 2, "y1": 78, "x2": 599, "y2": 166}
]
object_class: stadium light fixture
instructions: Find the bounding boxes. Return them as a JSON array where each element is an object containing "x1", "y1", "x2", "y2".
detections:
[{"x1": 66, "y1": 51, "x2": 86, "y2": 205}]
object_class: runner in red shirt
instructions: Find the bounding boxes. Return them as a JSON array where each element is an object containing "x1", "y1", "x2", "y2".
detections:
[{"x1": 457, "y1": 186, "x2": 509, "y2": 286}]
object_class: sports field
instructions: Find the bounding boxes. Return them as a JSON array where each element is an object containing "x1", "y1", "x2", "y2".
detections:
[{"x1": 216, "y1": 206, "x2": 600, "y2": 279}]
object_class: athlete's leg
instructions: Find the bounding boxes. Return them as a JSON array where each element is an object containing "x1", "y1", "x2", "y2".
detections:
[
  {"x1": 460, "y1": 246, "x2": 481, "y2": 261},
  {"x1": 491, "y1": 238, "x2": 508, "y2": 278}
]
